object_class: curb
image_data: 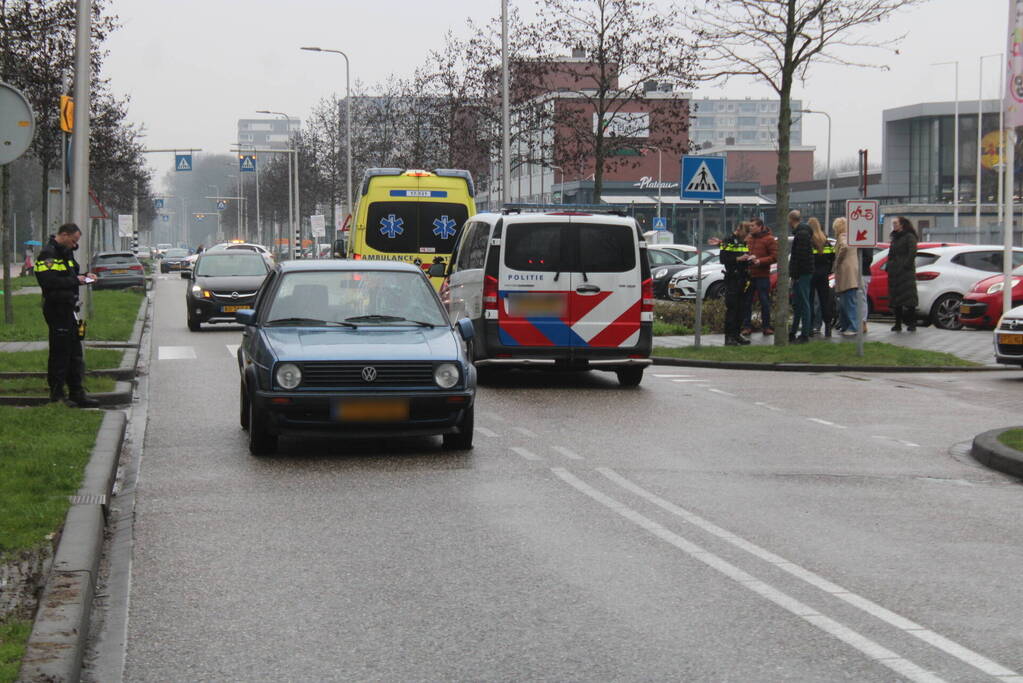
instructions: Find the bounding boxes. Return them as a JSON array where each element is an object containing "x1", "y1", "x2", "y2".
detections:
[
  {"x1": 0, "y1": 382, "x2": 134, "y2": 408},
  {"x1": 971, "y1": 428, "x2": 1023, "y2": 479},
  {"x1": 651, "y1": 356, "x2": 1004, "y2": 373},
  {"x1": 18, "y1": 410, "x2": 127, "y2": 683}
]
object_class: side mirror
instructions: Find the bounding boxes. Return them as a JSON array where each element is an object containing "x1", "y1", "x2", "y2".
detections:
[
  {"x1": 428, "y1": 263, "x2": 447, "y2": 278},
  {"x1": 235, "y1": 309, "x2": 256, "y2": 325},
  {"x1": 179, "y1": 271, "x2": 191, "y2": 279},
  {"x1": 456, "y1": 317, "x2": 474, "y2": 341}
]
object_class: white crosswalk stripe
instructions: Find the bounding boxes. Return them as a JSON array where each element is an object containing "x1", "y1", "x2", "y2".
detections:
[{"x1": 157, "y1": 346, "x2": 196, "y2": 360}]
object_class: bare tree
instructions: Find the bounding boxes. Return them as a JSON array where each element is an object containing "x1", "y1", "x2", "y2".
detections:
[
  {"x1": 692, "y1": 0, "x2": 928, "y2": 344},
  {"x1": 522, "y1": 0, "x2": 697, "y2": 200}
]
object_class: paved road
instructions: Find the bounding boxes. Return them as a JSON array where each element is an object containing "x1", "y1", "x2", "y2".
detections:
[{"x1": 90, "y1": 275, "x2": 1023, "y2": 681}]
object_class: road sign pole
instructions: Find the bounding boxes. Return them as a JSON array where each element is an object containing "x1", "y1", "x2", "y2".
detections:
[{"x1": 695, "y1": 201, "x2": 704, "y2": 349}]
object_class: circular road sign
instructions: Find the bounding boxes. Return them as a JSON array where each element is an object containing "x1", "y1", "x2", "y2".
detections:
[{"x1": 0, "y1": 82, "x2": 35, "y2": 165}]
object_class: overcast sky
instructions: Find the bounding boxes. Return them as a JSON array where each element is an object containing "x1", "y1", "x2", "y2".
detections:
[{"x1": 102, "y1": 0, "x2": 1007, "y2": 191}]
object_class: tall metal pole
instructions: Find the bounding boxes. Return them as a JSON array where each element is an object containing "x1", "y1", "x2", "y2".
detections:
[
  {"x1": 694, "y1": 201, "x2": 704, "y2": 349},
  {"x1": 501, "y1": 0, "x2": 511, "y2": 206},
  {"x1": 1005, "y1": 130, "x2": 1016, "y2": 318},
  {"x1": 999, "y1": 57, "x2": 1005, "y2": 225},
  {"x1": 934, "y1": 61, "x2": 960, "y2": 228},
  {"x1": 798, "y1": 109, "x2": 832, "y2": 233},
  {"x1": 71, "y1": 0, "x2": 92, "y2": 318},
  {"x1": 300, "y1": 48, "x2": 353, "y2": 227},
  {"x1": 979, "y1": 55, "x2": 1001, "y2": 239}
]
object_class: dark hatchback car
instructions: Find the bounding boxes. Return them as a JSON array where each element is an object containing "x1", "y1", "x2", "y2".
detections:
[
  {"x1": 235, "y1": 260, "x2": 476, "y2": 455},
  {"x1": 160, "y1": 248, "x2": 191, "y2": 273},
  {"x1": 91, "y1": 251, "x2": 145, "y2": 289},
  {"x1": 183, "y1": 251, "x2": 270, "y2": 331}
]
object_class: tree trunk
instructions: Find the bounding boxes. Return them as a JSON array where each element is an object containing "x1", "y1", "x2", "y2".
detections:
[
  {"x1": 40, "y1": 159, "x2": 51, "y2": 243},
  {"x1": 2, "y1": 164, "x2": 12, "y2": 324},
  {"x1": 773, "y1": 0, "x2": 797, "y2": 346}
]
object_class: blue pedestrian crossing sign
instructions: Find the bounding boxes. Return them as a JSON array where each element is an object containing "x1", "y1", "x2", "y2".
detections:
[
  {"x1": 239, "y1": 155, "x2": 256, "y2": 172},
  {"x1": 161, "y1": 214, "x2": 169, "y2": 222},
  {"x1": 154, "y1": 198, "x2": 164, "y2": 209},
  {"x1": 217, "y1": 200, "x2": 227, "y2": 211},
  {"x1": 680, "y1": 156, "x2": 725, "y2": 201},
  {"x1": 653, "y1": 216, "x2": 667, "y2": 230},
  {"x1": 174, "y1": 154, "x2": 192, "y2": 172}
]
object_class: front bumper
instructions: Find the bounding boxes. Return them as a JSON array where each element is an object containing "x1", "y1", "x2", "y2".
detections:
[
  {"x1": 253, "y1": 389, "x2": 474, "y2": 438},
  {"x1": 188, "y1": 295, "x2": 255, "y2": 323},
  {"x1": 960, "y1": 298, "x2": 994, "y2": 327}
]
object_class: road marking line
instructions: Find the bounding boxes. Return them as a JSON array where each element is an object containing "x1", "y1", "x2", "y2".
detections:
[
  {"x1": 755, "y1": 401, "x2": 782, "y2": 412},
  {"x1": 872, "y1": 435, "x2": 922, "y2": 448},
  {"x1": 510, "y1": 447, "x2": 540, "y2": 461},
  {"x1": 552, "y1": 468, "x2": 945, "y2": 683},
  {"x1": 226, "y1": 344, "x2": 239, "y2": 357},
  {"x1": 477, "y1": 427, "x2": 498, "y2": 438},
  {"x1": 809, "y1": 418, "x2": 847, "y2": 429},
  {"x1": 513, "y1": 427, "x2": 538, "y2": 438},
  {"x1": 654, "y1": 373, "x2": 694, "y2": 378},
  {"x1": 672, "y1": 379, "x2": 708, "y2": 383},
  {"x1": 708, "y1": 388, "x2": 736, "y2": 397},
  {"x1": 552, "y1": 446, "x2": 583, "y2": 460},
  {"x1": 157, "y1": 346, "x2": 196, "y2": 360},
  {"x1": 596, "y1": 467, "x2": 1021, "y2": 680}
]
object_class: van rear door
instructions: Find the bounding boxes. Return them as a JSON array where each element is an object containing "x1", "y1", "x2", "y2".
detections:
[
  {"x1": 569, "y1": 219, "x2": 643, "y2": 349},
  {"x1": 496, "y1": 219, "x2": 573, "y2": 348}
]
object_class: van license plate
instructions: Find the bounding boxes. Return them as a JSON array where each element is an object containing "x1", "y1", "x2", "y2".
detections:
[
  {"x1": 999, "y1": 333, "x2": 1023, "y2": 345},
  {"x1": 335, "y1": 399, "x2": 409, "y2": 422},
  {"x1": 505, "y1": 293, "x2": 567, "y2": 317},
  {"x1": 222, "y1": 305, "x2": 251, "y2": 313}
]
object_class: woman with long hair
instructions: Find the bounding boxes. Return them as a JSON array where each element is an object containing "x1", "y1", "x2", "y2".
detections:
[
  {"x1": 808, "y1": 217, "x2": 835, "y2": 337},
  {"x1": 832, "y1": 217, "x2": 859, "y2": 336},
  {"x1": 887, "y1": 216, "x2": 919, "y2": 332}
]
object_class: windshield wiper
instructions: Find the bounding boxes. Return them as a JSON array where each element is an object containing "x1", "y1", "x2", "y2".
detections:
[
  {"x1": 267, "y1": 317, "x2": 357, "y2": 328},
  {"x1": 344, "y1": 315, "x2": 435, "y2": 327}
]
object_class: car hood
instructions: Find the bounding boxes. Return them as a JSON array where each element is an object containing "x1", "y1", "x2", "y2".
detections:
[
  {"x1": 193, "y1": 275, "x2": 267, "y2": 291},
  {"x1": 262, "y1": 326, "x2": 461, "y2": 362},
  {"x1": 969, "y1": 273, "x2": 1022, "y2": 294}
]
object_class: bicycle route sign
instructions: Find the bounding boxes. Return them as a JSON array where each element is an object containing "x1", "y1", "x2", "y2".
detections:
[{"x1": 846, "y1": 199, "x2": 879, "y2": 247}]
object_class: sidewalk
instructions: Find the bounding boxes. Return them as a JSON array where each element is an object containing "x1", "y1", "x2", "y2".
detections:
[{"x1": 655, "y1": 321, "x2": 997, "y2": 366}]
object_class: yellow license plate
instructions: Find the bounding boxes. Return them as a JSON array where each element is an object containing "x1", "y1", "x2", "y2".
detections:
[
  {"x1": 336, "y1": 399, "x2": 409, "y2": 422},
  {"x1": 505, "y1": 293, "x2": 567, "y2": 317},
  {"x1": 111, "y1": 269, "x2": 129, "y2": 274},
  {"x1": 999, "y1": 333, "x2": 1023, "y2": 345},
  {"x1": 960, "y1": 304, "x2": 971, "y2": 314},
  {"x1": 222, "y1": 305, "x2": 251, "y2": 313}
]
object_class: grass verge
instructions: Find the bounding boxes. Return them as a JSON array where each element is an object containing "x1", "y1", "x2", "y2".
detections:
[
  {"x1": 0, "y1": 376, "x2": 115, "y2": 396},
  {"x1": 0, "y1": 349, "x2": 123, "y2": 372},
  {"x1": 652, "y1": 341, "x2": 978, "y2": 367},
  {"x1": 0, "y1": 620, "x2": 31, "y2": 683},
  {"x1": 0, "y1": 288, "x2": 143, "y2": 342},
  {"x1": 0, "y1": 404, "x2": 103, "y2": 559},
  {"x1": 997, "y1": 428, "x2": 1023, "y2": 451}
]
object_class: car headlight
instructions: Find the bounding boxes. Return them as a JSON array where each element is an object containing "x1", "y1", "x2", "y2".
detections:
[
  {"x1": 986, "y1": 278, "x2": 1018, "y2": 295},
  {"x1": 275, "y1": 363, "x2": 302, "y2": 390},
  {"x1": 190, "y1": 284, "x2": 202, "y2": 296},
  {"x1": 653, "y1": 268, "x2": 668, "y2": 280},
  {"x1": 434, "y1": 363, "x2": 460, "y2": 389}
]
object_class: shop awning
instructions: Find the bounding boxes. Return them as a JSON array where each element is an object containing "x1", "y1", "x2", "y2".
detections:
[
  {"x1": 599, "y1": 195, "x2": 656, "y2": 205},
  {"x1": 656, "y1": 195, "x2": 774, "y2": 206}
]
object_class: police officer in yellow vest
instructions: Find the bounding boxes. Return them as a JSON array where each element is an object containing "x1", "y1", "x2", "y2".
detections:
[
  {"x1": 34, "y1": 223, "x2": 99, "y2": 407},
  {"x1": 710, "y1": 221, "x2": 753, "y2": 346}
]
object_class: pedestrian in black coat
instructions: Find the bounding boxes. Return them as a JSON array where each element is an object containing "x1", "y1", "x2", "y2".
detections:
[{"x1": 887, "y1": 216, "x2": 918, "y2": 332}]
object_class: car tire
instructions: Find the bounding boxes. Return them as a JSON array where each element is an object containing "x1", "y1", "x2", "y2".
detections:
[
  {"x1": 239, "y1": 382, "x2": 250, "y2": 431},
  {"x1": 442, "y1": 404, "x2": 474, "y2": 450},
  {"x1": 705, "y1": 282, "x2": 725, "y2": 300},
  {"x1": 248, "y1": 397, "x2": 277, "y2": 455},
  {"x1": 187, "y1": 313, "x2": 201, "y2": 332},
  {"x1": 616, "y1": 366, "x2": 644, "y2": 387},
  {"x1": 931, "y1": 293, "x2": 963, "y2": 330}
]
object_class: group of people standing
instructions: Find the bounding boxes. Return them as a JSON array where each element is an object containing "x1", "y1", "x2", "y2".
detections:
[{"x1": 715, "y1": 211, "x2": 919, "y2": 346}]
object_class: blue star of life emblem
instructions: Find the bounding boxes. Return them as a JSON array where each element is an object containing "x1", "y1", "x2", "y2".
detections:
[
  {"x1": 432, "y1": 215, "x2": 457, "y2": 239},
  {"x1": 379, "y1": 214, "x2": 404, "y2": 238}
]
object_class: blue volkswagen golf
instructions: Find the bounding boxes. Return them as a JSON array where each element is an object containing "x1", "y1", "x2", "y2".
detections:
[{"x1": 236, "y1": 260, "x2": 476, "y2": 455}]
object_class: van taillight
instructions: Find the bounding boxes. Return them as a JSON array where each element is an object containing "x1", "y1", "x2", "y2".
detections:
[
  {"x1": 483, "y1": 275, "x2": 499, "y2": 311},
  {"x1": 641, "y1": 278, "x2": 654, "y2": 313}
]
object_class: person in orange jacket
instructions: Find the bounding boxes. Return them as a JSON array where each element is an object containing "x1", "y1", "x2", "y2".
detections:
[{"x1": 742, "y1": 217, "x2": 778, "y2": 336}]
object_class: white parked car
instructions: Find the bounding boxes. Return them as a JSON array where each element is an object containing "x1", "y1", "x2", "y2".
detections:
[
  {"x1": 994, "y1": 304, "x2": 1023, "y2": 367},
  {"x1": 667, "y1": 251, "x2": 724, "y2": 300},
  {"x1": 900, "y1": 245, "x2": 1023, "y2": 329}
]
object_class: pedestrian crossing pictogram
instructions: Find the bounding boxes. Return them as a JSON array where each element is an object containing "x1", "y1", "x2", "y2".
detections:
[{"x1": 685, "y1": 161, "x2": 720, "y2": 193}]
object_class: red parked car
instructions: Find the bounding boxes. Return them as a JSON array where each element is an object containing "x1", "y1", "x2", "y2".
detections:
[
  {"x1": 959, "y1": 266, "x2": 1023, "y2": 329},
  {"x1": 866, "y1": 242, "x2": 963, "y2": 314}
]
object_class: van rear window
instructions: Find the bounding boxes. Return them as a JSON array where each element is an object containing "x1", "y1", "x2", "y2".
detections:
[
  {"x1": 578, "y1": 223, "x2": 636, "y2": 272},
  {"x1": 366, "y1": 201, "x2": 469, "y2": 254},
  {"x1": 504, "y1": 223, "x2": 565, "y2": 271}
]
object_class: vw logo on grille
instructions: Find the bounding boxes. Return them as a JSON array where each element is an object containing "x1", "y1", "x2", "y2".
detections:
[
  {"x1": 231, "y1": 291, "x2": 240, "y2": 300},
  {"x1": 361, "y1": 366, "x2": 378, "y2": 382}
]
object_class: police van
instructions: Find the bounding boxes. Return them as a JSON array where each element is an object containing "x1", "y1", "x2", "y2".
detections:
[
  {"x1": 349, "y1": 168, "x2": 475, "y2": 289},
  {"x1": 432, "y1": 210, "x2": 653, "y2": 386}
]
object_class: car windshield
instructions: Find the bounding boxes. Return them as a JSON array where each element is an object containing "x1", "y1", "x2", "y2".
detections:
[
  {"x1": 195, "y1": 253, "x2": 269, "y2": 277},
  {"x1": 680, "y1": 251, "x2": 718, "y2": 266},
  {"x1": 265, "y1": 270, "x2": 448, "y2": 326},
  {"x1": 94, "y1": 254, "x2": 138, "y2": 265},
  {"x1": 164, "y1": 249, "x2": 188, "y2": 258}
]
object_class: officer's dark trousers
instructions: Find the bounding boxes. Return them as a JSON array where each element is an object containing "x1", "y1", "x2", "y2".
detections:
[
  {"x1": 724, "y1": 277, "x2": 749, "y2": 338},
  {"x1": 43, "y1": 302, "x2": 84, "y2": 396}
]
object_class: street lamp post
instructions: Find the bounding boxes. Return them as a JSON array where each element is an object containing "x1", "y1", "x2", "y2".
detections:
[
  {"x1": 301, "y1": 47, "x2": 353, "y2": 230},
  {"x1": 642, "y1": 146, "x2": 663, "y2": 222},
  {"x1": 934, "y1": 61, "x2": 960, "y2": 228},
  {"x1": 257, "y1": 110, "x2": 298, "y2": 258},
  {"x1": 797, "y1": 109, "x2": 832, "y2": 232},
  {"x1": 978, "y1": 53, "x2": 1002, "y2": 241}
]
